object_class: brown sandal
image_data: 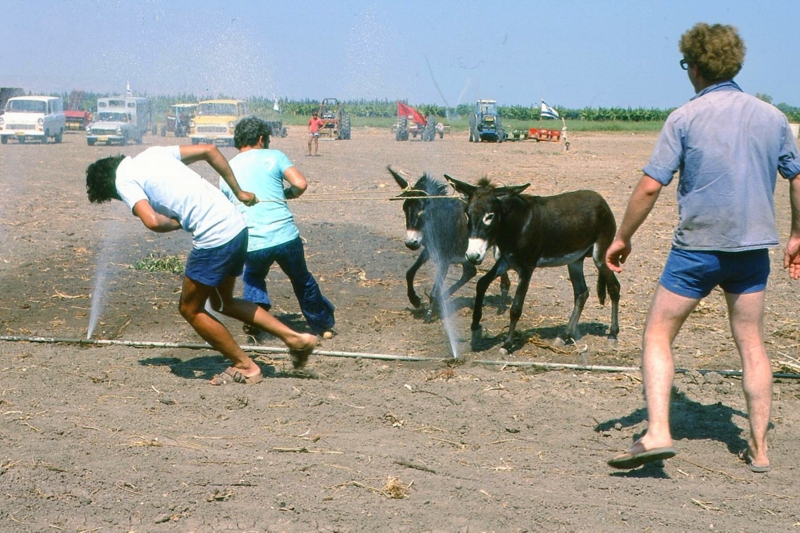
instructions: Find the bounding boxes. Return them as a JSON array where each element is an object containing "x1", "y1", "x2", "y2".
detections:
[{"x1": 210, "y1": 367, "x2": 263, "y2": 386}]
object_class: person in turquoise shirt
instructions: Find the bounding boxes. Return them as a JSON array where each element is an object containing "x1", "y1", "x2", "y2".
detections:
[{"x1": 220, "y1": 116, "x2": 336, "y2": 341}]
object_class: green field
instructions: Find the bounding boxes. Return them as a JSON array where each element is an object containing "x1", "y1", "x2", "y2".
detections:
[{"x1": 275, "y1": 114, "x2": 666, "y2": 133}]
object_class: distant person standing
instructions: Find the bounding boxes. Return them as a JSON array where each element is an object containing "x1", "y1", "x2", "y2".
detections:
[
  {"x1": 222, "y1": 117, "x2": 336, "y2": 340},
  {"x1": 307, "y1": 110, "x2": 326, "y2": 156},
  {"x1": 605, "y1": 23, "x2": 800, "y2": 472}
]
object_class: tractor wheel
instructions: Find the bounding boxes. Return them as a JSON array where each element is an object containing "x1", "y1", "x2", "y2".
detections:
[
  {"x1": 87, "y1": 139, "x2": 95, "y2": 146},
  {"x1": 424, "y1": 117, "x2": 435, "y2": 142},
  {"x1": 120, "y1": 136, "x2": 128, "y2": 146},
  {"x1": 469, "y1": 114, "x2": 479, "y2": 142},
  {"x1": 0, "y1": 136, "x2": 6, "y2": 144},
  {"x1": 339, "y1": 114, "x2": 351, "y2": 140},
  {"x1": 161, "y1": 125, "x2": 166, "y2": 137},
  {"x1": 281, "y1": 127, "x2": 288, "y2": 137},
  {"x1": 151, "y1": 125, "x2": 157, "y2": 135},
  {"x1": 396, "y1": 117, "x2": 408, "y2": 141},
  {"x1": 54, "y1": 130, "x2": 63, "y2": 143}
]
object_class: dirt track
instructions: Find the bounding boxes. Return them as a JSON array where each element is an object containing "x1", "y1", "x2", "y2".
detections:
[{"x1": 1, "y1": 127, "x2": 799, "y2": 531}]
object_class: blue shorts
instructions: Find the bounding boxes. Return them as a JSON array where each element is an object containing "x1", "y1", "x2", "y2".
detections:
[
  {"x1": 659, "y1": 248, "x2": 770, "y2": 299},
  {"x1": 184, "y1": 230, "x2": 248, "y2": 287}
]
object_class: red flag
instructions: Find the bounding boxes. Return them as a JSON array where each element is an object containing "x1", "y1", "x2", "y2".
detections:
[{"x1": 397, "y1": 101, "x2": 427, "y2": 126}]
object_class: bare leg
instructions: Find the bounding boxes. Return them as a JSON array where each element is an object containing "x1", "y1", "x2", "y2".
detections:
[
  {"x1": 725, "y1": 290, "x2": 771, "y2": 469},
  {"x1": 179, "y1": 276, "x2": 261, "y2": 378},
  {"x1": 307, "y1": 135, "x2": 313, "y2": 155},
  {"x1": 209, "y1": 276, "x2": 317, "y2": 353},
  {"x1": 631, "y1": 285, "x2": 699, "y2": 453}
]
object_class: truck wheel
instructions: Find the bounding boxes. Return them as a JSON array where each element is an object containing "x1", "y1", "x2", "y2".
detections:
[
  {"x1": 161, "y1": 125, "x2": 166, "y2": 137},
  {"x1": 1, "y1": 136, "x2": 7, "y2": 144},
  {"x1": 152, "y1": 125, "x2": 157, "y2": 135},
  {"x1": 87, "y1": 139, "x2": 96, "y2": 146},
  {"x1": 191, "y1": 138, "x2": 200, "y2": 145}
]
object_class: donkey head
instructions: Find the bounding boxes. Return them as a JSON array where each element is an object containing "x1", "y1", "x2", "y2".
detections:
[
  {"x1": 445, "y1": 174, "x2": 529, "y2": 264},
  {"x1": 389, "y1": 166, "x2": 446, "y2": 251}
]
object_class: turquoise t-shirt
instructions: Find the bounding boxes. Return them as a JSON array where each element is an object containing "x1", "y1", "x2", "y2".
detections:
[{"x1": 222, "y1": 149, "x2": 300, "y2": 251}]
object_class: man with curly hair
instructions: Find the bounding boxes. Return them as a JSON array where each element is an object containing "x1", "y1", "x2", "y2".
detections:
[
  {"x1": 86, "y1": 144, "x2": 318, "y2": 384},
  {"x1": 220, "y1": 116, "x2": 335, "y2": 341},
  {"x1": 605, "y1": 23, "x2": 800, "y2": 472}
]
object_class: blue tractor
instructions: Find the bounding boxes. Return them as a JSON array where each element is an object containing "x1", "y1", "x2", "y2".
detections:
[{"x1": 468, "y1": 99, "x2": 507, "y2": 143}]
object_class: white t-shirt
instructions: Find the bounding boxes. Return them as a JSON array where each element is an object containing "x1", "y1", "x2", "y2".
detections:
[{"x1": 115, "y1": 146, "x2": 246, "y2": 249}]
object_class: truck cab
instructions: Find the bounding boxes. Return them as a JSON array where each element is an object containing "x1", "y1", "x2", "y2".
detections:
[
  {"x1": 86, "y1": 97, "x2": 152, "y2": 146},
  {"x1": 0, "y1": 96, "x2": 65, "y2": 144},
  {"x1": 189, "y1": 99, "x2": 248, "y2": 146}
]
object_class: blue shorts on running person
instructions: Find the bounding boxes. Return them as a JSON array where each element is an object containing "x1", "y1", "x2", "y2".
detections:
[
  {"x1": 659, "y1": 247, "x2": 770, "y2": 299},
  {"x1": 184, "y1": 229, "x2": 248, "y2": 287}
]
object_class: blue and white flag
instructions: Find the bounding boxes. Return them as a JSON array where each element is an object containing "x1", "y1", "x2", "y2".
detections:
[{"x1": 540, "y1": 100, "x2": 559, "y2": 119}]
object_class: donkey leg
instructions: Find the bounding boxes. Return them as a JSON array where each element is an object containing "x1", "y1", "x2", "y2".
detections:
[
  {"x1": 502, "y1": 268, "x2": 532, "y2": 354},
  {"x1": 443, "y1": 261, "x2": 477, "y2": 299},
  {"x1": 497, "y1": 273, "x2": 511, "y2": 315},
  {"x1": 603, "y1": 269, "x2": 621, "y2": 341},
  {"x1": 470, "y1": 263, "x2": 501, "y2": 347},
  {"x1": 563, "y1": 261, "x2": 590, "y2": 343},
  {"x1": 425, "y1": 262, "x2": 449, "y2": 323},
  {"x1": 406, "y1": 249, "x2": 429, "y2": 309}
]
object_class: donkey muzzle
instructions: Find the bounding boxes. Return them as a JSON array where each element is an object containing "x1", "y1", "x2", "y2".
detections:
[
  {"x1": 466, "y1": 238, "x2": 488, "y2": 264},
  {"x1": 405, "y1": 229, "x2": 423, "y2": 250}
]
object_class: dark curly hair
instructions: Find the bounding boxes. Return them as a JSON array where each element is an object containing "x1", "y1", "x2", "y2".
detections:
[
  {"x1": 234, "y1": 116, "x2": 272, "y2": 150},
  {"x1": 680, "y1": 23, "x2": 745, "y2": 82},
  {"x1": 86, "y1": 155, "x2": 125, "y2": 203}
]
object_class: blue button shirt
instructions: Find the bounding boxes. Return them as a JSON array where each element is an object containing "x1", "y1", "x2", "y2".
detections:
[{"x1": 644, "y1": 81, "x2": 800, "y2": 251}]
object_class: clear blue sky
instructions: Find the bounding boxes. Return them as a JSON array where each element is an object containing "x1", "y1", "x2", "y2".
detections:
[{"x1": 2, "y1": 0, "x2": 798, "y2": 109}]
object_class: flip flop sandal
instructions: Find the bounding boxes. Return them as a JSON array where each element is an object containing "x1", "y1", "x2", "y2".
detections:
[
  {"x1": 210, "y1": 367, "x2": 263, "y2": 386},
  {"x1": 738, "y1": 447, "x2": 771, "y2": 473}
]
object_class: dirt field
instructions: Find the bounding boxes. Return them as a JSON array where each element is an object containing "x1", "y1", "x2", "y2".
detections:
[{"x1": 1, "y1": 126, "x2": 800, "y2": 532}]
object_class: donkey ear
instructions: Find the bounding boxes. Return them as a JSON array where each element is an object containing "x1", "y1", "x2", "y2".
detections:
[
  {"x1": 495, "y1": 183, "x2": 530, "y2": 198},
  {"x1": 387, "y1": 166, "x2": 408, "y2": 190},
  {"x1": 444, "y1": 174, "x2": 476, "y2": 196}
]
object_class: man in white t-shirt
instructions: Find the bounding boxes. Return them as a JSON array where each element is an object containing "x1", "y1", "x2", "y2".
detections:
[{"x1": 86, "y1": 144, "x2": 318, "y2": 384}]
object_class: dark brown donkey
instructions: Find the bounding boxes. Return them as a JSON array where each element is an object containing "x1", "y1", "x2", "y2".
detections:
[
  {"x1": 446, "y1": 175, "x2": 620, "y2": 353},
  {"x1": 389, "y1": 167, "x2": 509, "y2": 323}
]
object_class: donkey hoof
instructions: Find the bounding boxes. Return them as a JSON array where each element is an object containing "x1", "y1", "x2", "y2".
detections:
[
  {"x1": 499, "y1": 347, "x2": 509, "y2": 356},
  {"x1": 470, "y1": 327, "x2": 483, "y2": 344},
  {"x1": 409, "y1": 296, "x2": 422, "y2": 309},
  {"x1": 608, "y1": 337, "x2": 619, "y2": 346},
  {"x1": 553, "y1": 337, "x2": 566, "y2": 347}
]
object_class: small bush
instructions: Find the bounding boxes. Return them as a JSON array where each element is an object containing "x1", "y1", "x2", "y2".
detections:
[{"x1": 134, "y1": 253, "x2": 184, "y2": 274}]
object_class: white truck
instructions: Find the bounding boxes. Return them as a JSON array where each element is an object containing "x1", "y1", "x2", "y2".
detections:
[
  {"x1": 0, "y1": 95, "x2": 65, "y2": 144},
  {"x1": 86, "y1": 96, "x2": 152, "y2": 146}
]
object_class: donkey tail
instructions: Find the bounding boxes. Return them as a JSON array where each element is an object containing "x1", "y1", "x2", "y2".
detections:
[{"x1": 596, "y1": 276, "x2": 607, "y2": 306}]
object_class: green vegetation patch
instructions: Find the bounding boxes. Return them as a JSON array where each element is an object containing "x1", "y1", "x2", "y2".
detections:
[{"x1": 134, "y1": 253, "x2": 185, "y2": 274}]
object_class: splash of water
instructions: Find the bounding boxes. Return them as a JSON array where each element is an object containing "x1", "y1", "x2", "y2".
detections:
[
  {"x1": 435, "y1": 286, "x2": 461, "y2": 359},
  {"x1": 87, "y1": 232, "x2": 116, "y2": 339}
]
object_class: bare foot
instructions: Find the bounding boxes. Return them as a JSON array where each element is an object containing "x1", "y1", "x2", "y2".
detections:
[{"x1": 288, "y1": 333, "x2": 317, "y2": 369}]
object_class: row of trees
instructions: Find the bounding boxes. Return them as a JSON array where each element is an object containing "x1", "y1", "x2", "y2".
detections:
[{"x1": 61, "y1": 92, "x2": 800, "y2": 123}]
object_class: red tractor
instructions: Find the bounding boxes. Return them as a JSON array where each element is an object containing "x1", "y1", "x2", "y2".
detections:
[
  {"x1": 317, "y1": 98, "x2": 351, "y2": 140},
  {"x1": 394, "y1": 101, "x2": 438, "y2": 142}
]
